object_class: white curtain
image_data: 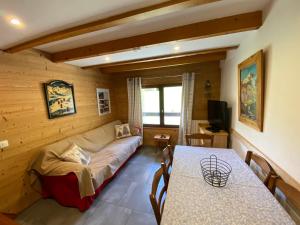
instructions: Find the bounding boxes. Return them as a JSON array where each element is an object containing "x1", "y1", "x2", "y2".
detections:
[
  {"x1": 127, "y1": 77, "x2": 143, "y2": 136},
  {"x1": 178, "y1": 73, "x2": 195, "y2": 145}
]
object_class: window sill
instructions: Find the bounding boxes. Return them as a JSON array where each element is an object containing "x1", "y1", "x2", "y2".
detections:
[{"x1": 143, "y1": 125, "x2": 179, "y2": 129}]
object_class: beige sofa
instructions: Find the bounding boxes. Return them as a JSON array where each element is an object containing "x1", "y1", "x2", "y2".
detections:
[{"x1": 30, "y1": 120, "x2": 142, "y2": 210}]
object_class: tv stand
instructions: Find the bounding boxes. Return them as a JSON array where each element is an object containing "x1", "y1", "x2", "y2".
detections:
[
  {"x1": 198, "y1": 123, "x2": 229, "y2": 148},
  {"x1": 206, "y1": 126, "x2": 221, "y2": 133}
]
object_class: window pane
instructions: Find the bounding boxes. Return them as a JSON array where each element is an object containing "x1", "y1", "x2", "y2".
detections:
[
  {"x1": 164, "y1": 86, "x2": 182, "y2": 125},
  {"x1": 142, "y1": 88, "x2": 160, "y2": 125}
]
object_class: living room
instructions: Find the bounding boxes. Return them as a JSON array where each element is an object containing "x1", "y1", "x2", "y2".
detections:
[{"x1": 0, "y1": 0, "x2": 300, "y2": 225}]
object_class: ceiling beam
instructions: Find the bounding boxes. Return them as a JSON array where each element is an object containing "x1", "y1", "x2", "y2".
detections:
[
  {"x1": 98, "y1": 51, "x2": 226, "y2": 73},
  {"x1": 83, "y1": 46, "x2": 238, "y2": 70},
  {"x1": 51, "y1": 11, "x2": 262, "y2": 62},
  {"x1": 4, "y1": 0, "x2": 219, "y2": 53}
]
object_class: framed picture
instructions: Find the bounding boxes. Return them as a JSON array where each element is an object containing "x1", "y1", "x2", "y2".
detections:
[
  {"x1": 44, "y1": 80, "x2": 76, "y2": 119},
  {"x1": 96, "y1": 88, "x2": 111, "y2": 116},
  {"x1": 238, "y1": 50, "x2": 264, "y2": 131}
]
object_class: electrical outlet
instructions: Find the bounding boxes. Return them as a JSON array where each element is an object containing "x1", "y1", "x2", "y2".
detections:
[{"x1": 0, "y1": 140, "x2": 9, "y2": 149}]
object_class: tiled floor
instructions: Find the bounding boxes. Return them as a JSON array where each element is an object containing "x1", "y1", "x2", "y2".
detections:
[{"x1": 16, "y1": 146, "x2": 161, "y2": 225}]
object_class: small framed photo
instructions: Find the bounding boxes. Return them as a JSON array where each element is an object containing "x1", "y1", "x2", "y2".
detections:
[
  {"x1": 238, "y1": 50, "x2": 264, "y2": 131},
  {"x1": 44, "y1": 80, "x2": 76, "y2": 119},
  {"x1": 96, "y1": 88, "x2": 111, "y2": 116}
]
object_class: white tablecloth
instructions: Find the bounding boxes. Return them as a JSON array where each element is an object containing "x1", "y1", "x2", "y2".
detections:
[{"x1": 161, "y1": 145, "x2": 295, "y2": 225}]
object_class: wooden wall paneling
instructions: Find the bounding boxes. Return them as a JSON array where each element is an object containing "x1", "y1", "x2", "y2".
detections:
[
  {"x1": 111, "y1": 76, "x2": 128, "y2": 123},
  {"x1": 192, "y1": 62, "x2": 221, "y2": 120},
  {"x1": 0, "y1": 50, "x2": 117, "y2": 213},
  {"x1": 142, "y1": 76, "x2": 182, "y2": 87}
]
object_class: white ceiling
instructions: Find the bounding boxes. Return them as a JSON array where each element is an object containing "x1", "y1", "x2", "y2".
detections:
[
  {"x1": 68, "y1": 31, "x2": 255, "y2": 67},
  {"x1": 0, "y1": 0, "x2": 271, "y2": 67}
]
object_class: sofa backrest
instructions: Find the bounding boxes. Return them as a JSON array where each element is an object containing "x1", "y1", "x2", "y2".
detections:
[
  {"x1": 41, "y1": 120, "x2": 122, "y2": 154},
  {"x1": 81, "y1": 120, "x2": 121, "y2": 151},
  {"x1": 42, "y1": 138, "x2": 73, "y2": 155}
]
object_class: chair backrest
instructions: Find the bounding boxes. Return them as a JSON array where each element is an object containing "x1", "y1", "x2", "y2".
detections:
[
  {"x1": 185, "y1": 133, "x2": 214, "y2": 147},
  {"x1": 268, "y1": 175, "x2": 300, "y2": 211},
  {"x1": 161, "y1": 145, "x2": 173, "y2": 183},
  {"x1": 149, "y1": 163, "x2": 168, "y2": 225},
  {"x1": 245, "y1": 151, "x2": 275, "y2": 186},
  {"x1": 162, "y1": 145, "x2": 173, "y2": 164}
]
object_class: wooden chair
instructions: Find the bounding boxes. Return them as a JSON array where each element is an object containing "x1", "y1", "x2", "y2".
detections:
[
  {"x1": 149, "y1": 163, "x2": 168, "y2": 225},
  {"x1": 161, "y1": 145, "x2": 173, "y2": 183},
  {"x1": 185, "y1": 133, "x2": 214, "y2": 147},
  {"x1": 268, "y1": 175, "x2": 300, "y2": 219},
  {"x1": 245, "y1": 151, "x2": 276, "y2": 186}
]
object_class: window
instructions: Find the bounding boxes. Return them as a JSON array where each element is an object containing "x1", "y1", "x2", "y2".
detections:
[
  {"x1": 141, "y1": 87, "x2": 160, "y2": 125},
  {"x1": 142, "y1": 85, "x2": 182, "y2": 126}
]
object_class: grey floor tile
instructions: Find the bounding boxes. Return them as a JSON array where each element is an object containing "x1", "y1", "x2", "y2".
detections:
[
  {"x1": 118, "y1": 181, "x2": 153, "y2": 214},
  {"x1": 97, "y1": 176, "x2": 132, "y2": 204},
  {"x1": 16, "y1": 199, "x2": 81, "y2": 225},
  {"x1": 128, "y1": 153, "x2": 158, "y2": 165},
  {"x1": 85, "y1": 201, "x2": 132, "y2": 225},
  {"x1": 126, "y1": 211, "x2": 157, "y2": 225},
  {"x1": 116, "y1": 162, "x2": 154, "y2": 183}
]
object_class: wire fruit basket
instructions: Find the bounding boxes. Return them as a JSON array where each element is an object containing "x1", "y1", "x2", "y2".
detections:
[{"x1": 200, "y1": 155, "x2": 232, "y2": 187}]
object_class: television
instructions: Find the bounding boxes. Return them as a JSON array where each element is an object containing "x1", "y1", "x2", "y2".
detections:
[{"x1": 207, "y1": 100, "x2": 228, "y2": 132}]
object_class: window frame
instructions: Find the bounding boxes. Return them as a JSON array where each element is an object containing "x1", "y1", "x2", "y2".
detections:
[{"x1": 142, "y1": 84, "x2": 182, "y2": 128}]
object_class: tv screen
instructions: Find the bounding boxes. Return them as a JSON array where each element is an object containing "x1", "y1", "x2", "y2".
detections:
[{"x1": 208, "y1": 100, "x2": 228, "y2": 131}]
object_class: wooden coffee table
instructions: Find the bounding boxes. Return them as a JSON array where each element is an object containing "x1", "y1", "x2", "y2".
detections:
[{"x1": 154, "y1": 134, "x2": 171, "y2": 151}]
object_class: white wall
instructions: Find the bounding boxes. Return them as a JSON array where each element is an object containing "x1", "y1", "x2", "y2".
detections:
[{"x1": 221, "y1": 0, "x2": 300, "y2": 183}]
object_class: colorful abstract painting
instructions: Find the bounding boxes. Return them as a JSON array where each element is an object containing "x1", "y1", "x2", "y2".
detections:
[{"x1": 44, "y1": 80, "x2": 76, "y2": 119}]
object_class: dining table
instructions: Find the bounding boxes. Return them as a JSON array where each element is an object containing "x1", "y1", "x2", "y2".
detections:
[{"x1": 160, "y1": 145, "x2": 295, "y2": 225}]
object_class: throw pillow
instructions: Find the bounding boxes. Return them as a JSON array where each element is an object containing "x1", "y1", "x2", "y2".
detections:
[
  {"x1": 60, "y1": 144, "x2": 91, "y2": 165},
  {"x1": 115, "y1": 123, "x2": 132, "y2": 139},
  {"x1": 131, "y1": 126, "x2": 142, "y2": 136}
]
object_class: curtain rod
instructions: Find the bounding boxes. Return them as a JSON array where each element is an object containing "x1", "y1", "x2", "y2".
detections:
[{"x1": 142, "y1": 74, "x2": 182, "y2": 80}]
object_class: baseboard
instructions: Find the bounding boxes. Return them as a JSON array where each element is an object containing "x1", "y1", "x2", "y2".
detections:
[{"x1": 230, "y1": 128, "x2": 300, "y2": 191}]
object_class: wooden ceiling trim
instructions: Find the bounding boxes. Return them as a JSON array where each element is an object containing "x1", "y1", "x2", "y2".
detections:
[
  {"x1": 51, "y1": 11, "x2": 262, "y2": 62},
  {"x1": 83, "y1": 46, "x2": 238, "y2": 70},
  {"x1": 4, "y1": 0, "x2": 219, "y2": 53},
  {"x1": 99, "y1": 51, "x2": 226, "y2": 73}
]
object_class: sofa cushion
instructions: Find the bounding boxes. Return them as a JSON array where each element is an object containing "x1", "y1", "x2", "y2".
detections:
[
  {"x1": 101, "y1": 120, "x2": 122, "y2": 140},
  {"x1": 81, "y1": 120, "x2": 122, "y2": 151},
  {"x1": 42, "y1": 138, "x2": 73, "y2": 156},
  {"x1": 107, "y1": 136, "x2": 142, "y2": 164},
  {"x1": 82, "y1": 127, "x2": 107, "y2": 148},
  {"x1": 68, "y1": 134, "x2": 101, "y2": 152},
  {"x1": 115, "y1": 123, "x2": 132, "y2": 139},
  {"x1": 89, "y1": 151, "x2": 119, "y2": 188},
  {"x1": 60, "y1": 144, "x2": 91, "y2": 165},
  {"x1": 89, "y1": 135, "x2": 142, "y2": 188}
]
